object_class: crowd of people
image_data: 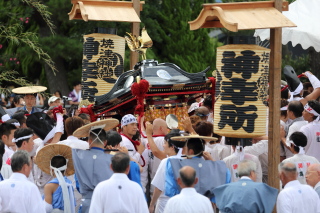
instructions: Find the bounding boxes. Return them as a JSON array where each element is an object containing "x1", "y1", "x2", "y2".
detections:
[{"x1": 0, "y1": 71, "x2": 320, "y2": 213}]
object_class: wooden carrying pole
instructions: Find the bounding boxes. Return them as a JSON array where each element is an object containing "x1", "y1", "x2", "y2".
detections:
[
  {"x1": 130, "y1": 0, "x2": 140, "y2": 69},
  {"x1": 268, "y1": 0, "x2": 282, "y2": 204}
]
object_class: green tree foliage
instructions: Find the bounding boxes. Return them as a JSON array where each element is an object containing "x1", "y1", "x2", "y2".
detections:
[
  {"x1": 143, "y1": 0, "x2": 222, "y2": 75},
  {"x1": 0, "y1": 0, "x2": 55, "y2": 95}
]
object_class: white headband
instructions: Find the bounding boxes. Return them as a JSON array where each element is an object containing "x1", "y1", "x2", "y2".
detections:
[
  {"x1": 286, "y1": 140, "x2": 305, "y2": 155},
  {"x1": 12, "y1": 134, "x2": 33, "y2": 143},
  {"x1": 280, "y1": 106, "x2": 288, "y2": 111},
  {"x1": 288, "y1": 82, "x2": 303, "y2": 102},
  {"x1": 304, "y1": 103, "x2": 320, "y2": 116}
]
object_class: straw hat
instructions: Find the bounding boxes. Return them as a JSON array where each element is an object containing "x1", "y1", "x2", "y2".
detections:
[
  {"x1": 73, "y1": 118, "x2": 119, "y2": 138},
  {"x1": 36, "y1": 144, "x2": 74, "y2": 176},
  {"x1": 12, "y1": 86, "x2": 47, "y2": 94},
  {"x1": 171, "y1": 135, "x2": 218, "y2": 142}
]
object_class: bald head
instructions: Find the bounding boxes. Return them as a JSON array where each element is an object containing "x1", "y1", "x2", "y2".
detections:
[
  {"x1": 306, "y1": 163, "x2": 320, "y2": 188},
  {"x1": 179, "y1": 166, "x2": 197, "y2": 187},
  {"x1": 152, "y1": 118, "x2": 168, "y2": 135}
]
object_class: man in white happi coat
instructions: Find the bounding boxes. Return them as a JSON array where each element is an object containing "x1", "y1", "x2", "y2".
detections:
[
  {"x1": 0, "y1": 123, "x2": 17, "y2": 164},
  {"x1": 120, "y1": 114, "x2": 145, "y2": 165},
  {"x1": 282, "y1": 132, "x2": 319, "y2": 184},
  {"x1": 223, "y1": 145, "x2": 262, "y2": 182},
  {"x1": 277, "y1": 161, "x2": 320, "y2": 213},
  {"x1": 0, "y1": 150, "x2": 45, "y2": 213},
  {"x1": 89, "y1": 152, "x2": 148, "y2": 213},
  {"x1": 300, "y1": 100, "x2": 320, "y2": 161},
  {"x1": 164, "y1": 166, "x2": 213, "y2": 213}
]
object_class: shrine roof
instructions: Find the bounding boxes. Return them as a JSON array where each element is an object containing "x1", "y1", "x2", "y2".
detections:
[
  {"x1": 69, "y1": 0, "x2": 144, "y2": 22},
  {"x1": 189, "y1": 1, "x2": 296, "y2": 32}
]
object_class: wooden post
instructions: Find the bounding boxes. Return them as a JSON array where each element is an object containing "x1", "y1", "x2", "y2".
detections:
[
  {"x1": 130, "y1": 0, "x2": 140, "y2": 69},
  {"x1": 268, "y1": 0, "x2": 282, "y2": 212}
]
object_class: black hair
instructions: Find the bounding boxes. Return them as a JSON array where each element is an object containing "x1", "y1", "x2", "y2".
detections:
[
  {"x1": 111, "y1": 152, "x2": 130, "y2": 173},
  {"x1": 165, "y1": 132, "x2": 184, "y2": 154},
  {"x1": 105, "y1": 130, "x2": 122, "y2": 147},
  {"x1": 187, "y1": 138, "x2": 205, "y2": 156},
  {"x1": 203, "y1": 95, "x2": 213, "y2": 110},
  {"x1": 287, "y1": 101, "x2": 304, "y2": 118},
  {"x1": 73, "y1": 81, "x2": 81, "y2": 87},
  {"x1": 89, "y1": 128, "x2": 107, "y2": 145},
  {"x1": 54, "y1": 90, "x2": 62, "y2": 98},
  {"x1": 14, "y1": 128, "x2": 33, "y2": 148},
  {"x1": 280, "y1": 99, "x2": 289, "y2": 118},
  {"x1": 289, "y1": 131, "x2": 307, "y2": 153},
  {"x1": 51, "y1": 156, "x2": 67, "y2": 174},
  {"x1": 5, "y1": 119, "x2": 20, "y2": 127},
  {"x1": 0, "y1": 123, "x2": 17, "y2": 138},
  {"x1": 10, "y1": 95, "x2": 23, "y2": 108},
  {"x1": 307, "y1": 100, "x2": 320, "y2": 121},
  {"x1": 78, "y1": 113, "x2": 90, "y2": 121},
  {"x1": 12, "y1": 111, "x2": 27, "y2": 127},
  {"x1": 281, "y1": 88, "x2": 289, "y2": 100},
  {"x1": 0, "y1": 139, "x2": 4, "y2": 170}
]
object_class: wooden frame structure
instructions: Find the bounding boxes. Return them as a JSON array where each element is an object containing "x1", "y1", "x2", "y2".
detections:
[
  {"x1": 189, "y1": 0, "x2": 296, "y2": 201},
  {"x1": 68, "y1": 0, "x2": 144, "y2": 67}
]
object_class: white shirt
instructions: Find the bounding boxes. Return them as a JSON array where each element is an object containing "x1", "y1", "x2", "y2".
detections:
[
  {"x1": 223, "y1": 152, "x2": 262, "y2": 182},
  {"x1": 164, "y1": 188, "x2": 214, "y2": 213},
  {"x1": 120, "y1": 135, "x2": 142, "y2": 163},
  {"x1": 206, "y1": 143, "x2": 230, "y2": 160},
  {"x1": 2, "y1": 145, "x2": 14, "y2": 163},
  {"x1": 148, "y1": 136, "x2": 165, "y2": 182},
  {"x1": 244, "y1": 140, "x2": 268, "y2": 178},
  {"x1": 58, "y1": 135, "x2": 89, "y2": 150},
  {"x1": 0, "y1": 173, "x2": 45, "y2": 213},
  {"x1": 152, "y1": 155, "x2": 180, "y2": 213},
  {"x1": 89, "y1": 173, "x2": 148, "y2": 213},
  {"x1": 300, "y1": 121, "x2": 320, "y2": 161},
  {"x1": 277, "y1": 180, "x2": 320, "y2": 213},
  {"x1": 281, "y1": 120, "x2": 308, "y2": 158},
  {"x1": 283, "y1": 154, "x2": 319, "y2": 184}
]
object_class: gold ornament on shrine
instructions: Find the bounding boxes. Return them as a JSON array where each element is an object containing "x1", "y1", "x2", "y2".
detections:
[
  {"x1": 82, "y1": 33, "x2": 126, "y2": 102},
  {"x1": 214, "y1": 44, "x2": 270, "y2": 138},
  {"x1": 125, "y1": 27, "x2": 153, "y2": 60}
]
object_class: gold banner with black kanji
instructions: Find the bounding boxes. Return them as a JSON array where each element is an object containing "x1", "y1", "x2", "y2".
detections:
[
  {"x1": 82, "y1": 34, "x2": 125, "y2": 102},
  {"x1": 214, "y1": 44, "x2": 270, "y2": 138}
]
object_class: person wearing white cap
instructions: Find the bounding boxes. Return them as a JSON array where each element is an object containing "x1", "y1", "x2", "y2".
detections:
[
  {"x1": 120, "y1": 114, "x2": 145, "y2": 165},
  {"x1": 300, "y1": 100, "x2": 320, "y2": 161},
  {"x1": 5, "y1": 86, "x2": 46, "y2": 116},
  {"x1": 48, "y1": 96, "x2": 61, "y2": 107},
  {"x1": 282, "y1": 131, "x2": 319, "y2": 184}
]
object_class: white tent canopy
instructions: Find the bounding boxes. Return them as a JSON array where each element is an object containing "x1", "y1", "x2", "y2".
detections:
[{"x1": 254, "y1": 0, "x2": 320, "y2": 52}]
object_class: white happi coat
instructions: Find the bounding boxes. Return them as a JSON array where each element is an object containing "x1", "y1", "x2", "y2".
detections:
[
  {"x1": 282, "y1": 154, "x2": 319, "y2": 184},
  {"x1": 89, "y1": 173, "x2": 148, "y2": 213},
  {"x1": 277, "y1": 180, "x2": 320, "y2": 213},
  {"x1": 164, "y1": 188, "x2": 213, "y2": 213},
  {"x1": 0, "y1": 173, "x2": 45, "y2": 213}
]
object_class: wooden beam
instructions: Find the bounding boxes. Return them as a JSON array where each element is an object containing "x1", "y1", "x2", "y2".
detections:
[
  {"x1": 130, "y1": 0, "x2": 140, "y2": 69},
  {"x1": 202, "y1": 1, "x2": 289, "y2": 11},
  {"x1": 268, "y1": 1, "x2": 282, "y2": 212}
]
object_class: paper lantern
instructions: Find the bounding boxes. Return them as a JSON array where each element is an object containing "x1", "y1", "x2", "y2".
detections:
[
  {"x1": 214, "y1": 44, "x2": 270, "y2": 138},
  {"x1": 82, "y1": 33, "x2": 125, "y2": 102}
]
